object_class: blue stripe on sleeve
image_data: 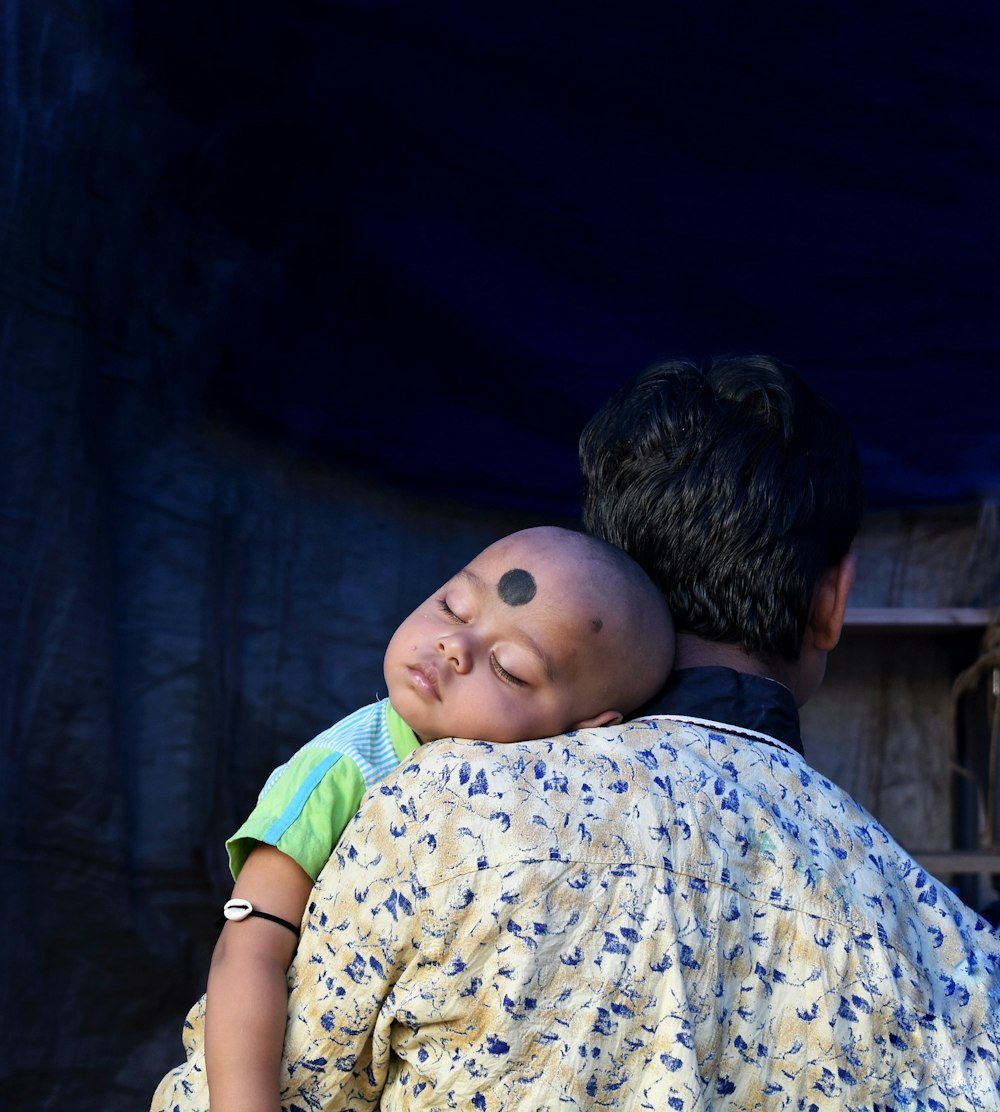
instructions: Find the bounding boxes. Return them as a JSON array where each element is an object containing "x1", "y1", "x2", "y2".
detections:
[{"x1": 263, "y1": 751, "x2": 344, "y2": 844}]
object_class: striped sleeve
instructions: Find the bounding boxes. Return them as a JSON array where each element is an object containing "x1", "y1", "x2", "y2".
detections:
[
  {"x1": 226, "y1": 700, "x2": 410, "y2": 881},
  {"x1": 226, "y1": 745, "x2": 370, "y2": 881}
]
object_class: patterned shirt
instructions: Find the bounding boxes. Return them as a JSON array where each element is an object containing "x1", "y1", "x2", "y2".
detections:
[{"x1": 153, "y1": 670, "x2": 1000, "y2": 1111}]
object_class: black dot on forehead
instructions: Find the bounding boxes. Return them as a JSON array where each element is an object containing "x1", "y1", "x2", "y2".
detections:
[{"x1": 497, "y1": 567, "x2": 536, "y2": 606}]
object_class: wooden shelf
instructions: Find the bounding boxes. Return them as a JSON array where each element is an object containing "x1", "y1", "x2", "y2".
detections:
[
  {"x1": 910, "y1": 849, "x2": 1000, "y2": 876},
  {"x1": 844, "y1": 608, "x2": 994, "y2": 630}
]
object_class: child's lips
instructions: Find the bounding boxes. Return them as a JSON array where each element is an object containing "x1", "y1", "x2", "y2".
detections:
[{"x1": 407, "y1": 662, "x2": 441, "y2": 699}]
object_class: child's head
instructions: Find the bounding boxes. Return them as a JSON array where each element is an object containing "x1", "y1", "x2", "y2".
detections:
[{"x1": 383, "y1": 525, "x2": 674, "y2": 744}]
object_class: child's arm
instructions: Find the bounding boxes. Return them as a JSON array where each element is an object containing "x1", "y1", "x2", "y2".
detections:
[{"x1": 205, "y1": 843, "x2": 314, "y2": 1112}]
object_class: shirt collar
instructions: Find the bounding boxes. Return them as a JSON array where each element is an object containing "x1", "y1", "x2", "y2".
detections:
[{"x1": 640, "y1": 666, "x2": 804, "y2": 756}]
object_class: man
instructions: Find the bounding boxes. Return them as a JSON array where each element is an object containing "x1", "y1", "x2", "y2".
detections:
[{"x1": 155, "y1": 356, "x2": 1000, "y2": 1111}]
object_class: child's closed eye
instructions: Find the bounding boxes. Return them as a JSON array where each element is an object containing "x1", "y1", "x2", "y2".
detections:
[
  {"x1": 490, "y1": 653, "x2": 526, "y2": 687},
  {"x1": 437, "y1": 597, "x2": 466, "y2": 623}
]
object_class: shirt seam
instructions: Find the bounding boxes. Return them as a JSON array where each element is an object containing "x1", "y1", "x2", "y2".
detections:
[
  {"x1": 642, "y1": 712, "x2": 799, "y2": 756},
  {"x1": 415, "y1": 850, "x2": 856, "y2": 934}
]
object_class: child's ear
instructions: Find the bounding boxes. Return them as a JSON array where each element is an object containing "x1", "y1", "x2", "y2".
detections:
[{"x1": 572, "y1": 709, "x2": 624, "y2": 730}]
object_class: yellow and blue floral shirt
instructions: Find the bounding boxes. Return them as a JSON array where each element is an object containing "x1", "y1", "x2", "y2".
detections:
[{"x1": 153, "y1": 669, "x2": 1000, "y2": 1112}]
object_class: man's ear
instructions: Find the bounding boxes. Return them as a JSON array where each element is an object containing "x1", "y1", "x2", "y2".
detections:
[
  {"x1": 573, "y1": 709, "x2": 624, "y2": 730},
  {"x1": 809, "y1": 553, "x2": 857, "y2": 652}
]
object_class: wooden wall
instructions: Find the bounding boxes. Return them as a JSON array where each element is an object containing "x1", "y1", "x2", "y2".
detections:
[{"x1": 802, "y1": 504, "x2": 1000, "y2": 901}]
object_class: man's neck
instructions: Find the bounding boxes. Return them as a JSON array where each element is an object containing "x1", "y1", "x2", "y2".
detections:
[{"x1": 673, "y1": 633, "x2": 800, "y2": 699}]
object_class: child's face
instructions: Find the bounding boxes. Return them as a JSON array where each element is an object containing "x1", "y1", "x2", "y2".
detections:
[{"x1": 384, "y1": 531, "x2": 621, "y2": 744}]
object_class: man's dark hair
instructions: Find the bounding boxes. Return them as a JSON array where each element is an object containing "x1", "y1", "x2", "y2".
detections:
[{"x1": 580, "y1": 355, "x2": 865, "y2": 661}]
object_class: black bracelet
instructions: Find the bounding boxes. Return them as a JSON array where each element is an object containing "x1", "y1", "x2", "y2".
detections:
[{"x1": 217, "y1": 897, "x2": 300, "y2": 938}]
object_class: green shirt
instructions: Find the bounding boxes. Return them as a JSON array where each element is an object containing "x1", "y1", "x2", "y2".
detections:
[{"x1": 226, "y1": 699, "x2": 420, "y2": 881}]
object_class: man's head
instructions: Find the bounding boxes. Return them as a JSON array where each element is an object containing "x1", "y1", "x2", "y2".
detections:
[
  {"x1": 580, "y1": 356, "x2": 864, "y2": 694},
  {"x1": 383, "y1": 526, "x2": 674, "y2": 743}
]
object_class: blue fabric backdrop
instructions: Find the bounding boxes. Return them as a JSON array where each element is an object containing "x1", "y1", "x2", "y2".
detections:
[{"x1": 123, "y1": 0, "x2": 1000, "y2": 512}]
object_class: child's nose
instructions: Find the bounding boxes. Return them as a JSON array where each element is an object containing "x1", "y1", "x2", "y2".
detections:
[{"x1": 437, "y1": 631, "x2": 472, "y2": 673}]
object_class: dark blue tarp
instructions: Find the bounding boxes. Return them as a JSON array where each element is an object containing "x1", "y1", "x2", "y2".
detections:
[{"x1": 125, "y1": 1, "x2": 1000, "y2": 512}]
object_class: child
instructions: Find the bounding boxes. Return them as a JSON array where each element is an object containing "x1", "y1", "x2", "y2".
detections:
[{"x1": 171, "y1": 525, "x2": 674, "y2": 1112}]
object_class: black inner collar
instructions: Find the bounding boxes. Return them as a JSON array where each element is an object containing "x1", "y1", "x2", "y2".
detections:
[{"x1": 638, "y1": 666, "x2": 804, "y2": 756}]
